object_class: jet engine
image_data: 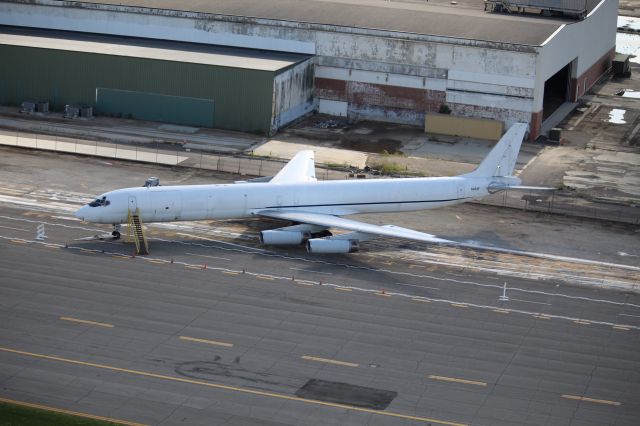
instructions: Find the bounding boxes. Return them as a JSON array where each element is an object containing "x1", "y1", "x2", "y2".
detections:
[
  {"x1": 306, "y1": 239, "x2": 359, "y2": 254},
  {"x1": 259, "y1": 230, "x2": 311, "y2": 245}
]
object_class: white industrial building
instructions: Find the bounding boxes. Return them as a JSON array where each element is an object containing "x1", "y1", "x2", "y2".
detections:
[{"x1": 0, "y1": 0, "x2": 618, "y2": 138}]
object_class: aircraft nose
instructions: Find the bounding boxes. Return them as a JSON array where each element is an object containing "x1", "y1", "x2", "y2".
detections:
[{"x1": 74, "y1": 206, "x2": 87, "y2": 221}]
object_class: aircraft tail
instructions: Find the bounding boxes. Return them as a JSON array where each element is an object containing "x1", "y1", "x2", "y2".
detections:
[{"x1": 466, "y1": 123, "x2": 528, "y2": 178}]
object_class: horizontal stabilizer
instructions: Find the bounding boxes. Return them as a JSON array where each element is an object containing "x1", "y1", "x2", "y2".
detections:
[
  {"x1": 509, "y1": 185, "x2": 555, "y2": 191},
  {"x1": 488, "y1": 183, "x2": 554, "y2": 193}
]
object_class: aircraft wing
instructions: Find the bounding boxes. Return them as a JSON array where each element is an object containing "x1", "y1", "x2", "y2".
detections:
[
  {"x1": 256, "y1": 210, "x2": 451, "y2": 244},
  {"x1": 270, "y1": 150, "x2": 317, "y2": 183}
]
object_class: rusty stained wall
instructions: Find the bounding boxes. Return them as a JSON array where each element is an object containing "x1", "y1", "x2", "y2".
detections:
[
  {"x1": 271, "y1": 58, "x2": 316, "y2": 134},
  {"x1": 448, "y1": 103, "x2": 532, "y2": 128},
  {"x1": 315, "y1": 77, "x2": 446, "y2": 125},
  {"x1": 312, "y1": 31, "x2": 537, "y2": 127}
]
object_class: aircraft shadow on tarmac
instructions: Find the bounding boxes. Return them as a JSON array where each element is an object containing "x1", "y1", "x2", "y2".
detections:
[{"x1": 68, "y1": 230, "x2": 449, "y2": 301}]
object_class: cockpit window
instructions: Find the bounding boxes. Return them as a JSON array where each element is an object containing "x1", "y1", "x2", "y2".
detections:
[{"x1": 88, "y1": 196, "x2": 110, "y2": 207}]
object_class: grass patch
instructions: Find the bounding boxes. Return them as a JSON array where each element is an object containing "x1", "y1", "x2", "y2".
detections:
[
  {"x1": 247, "y1": 152, "x2": 273, "y2": 160},
  {"x1": 0, "y1": 401, "x2": 126, "y2": 426},
  {"x1": 380, "y1": 149, "x2": 406, "y2": 157},
  {"x1": 369, "y1": 161, "x2": 408, "y2": 175},
  {"x1": 326, "y1": 162, "x2": 350, "y2": 169}
]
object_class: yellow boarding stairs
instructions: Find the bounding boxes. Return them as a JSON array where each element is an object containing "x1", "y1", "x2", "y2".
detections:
[{"x1": 126, "y1": 208, "x2": 149, "y2": 255}]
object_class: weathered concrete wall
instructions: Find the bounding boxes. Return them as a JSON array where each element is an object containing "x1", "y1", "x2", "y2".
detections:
[
  {"x1": 570, "y1": 48, "x2": 615, "y2": 102},
  {"x1": 1, "y1": 0, "x2": 612, "y2": 136},
  {"x1": 271, "y1": 59, "x2": 316, "y2": 134},
  {"x1": 313, "y1": 30, "x2": 536, "y2": 127}
]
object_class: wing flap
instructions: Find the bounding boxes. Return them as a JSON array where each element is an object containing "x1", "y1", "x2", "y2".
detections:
[{"x1": 257, "y1": 210, "x2": 450, "y2": 244}]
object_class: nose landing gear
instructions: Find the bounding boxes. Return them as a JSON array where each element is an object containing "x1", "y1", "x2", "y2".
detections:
[{"x1": 112, "y1": 224, "x2": 122, "y2": 240}]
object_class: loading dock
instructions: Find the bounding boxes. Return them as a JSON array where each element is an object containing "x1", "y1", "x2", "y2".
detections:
[{"x1": 543, "y1": 61, "x2": 572, "y2": 121}]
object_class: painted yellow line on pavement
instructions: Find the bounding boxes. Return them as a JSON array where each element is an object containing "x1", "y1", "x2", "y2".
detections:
[
  {"x1": 375, "y1": 292, "x2": 391, "y2": 297},
  {"x1": 256, "y1": 275, "x2": 275, "y2": 280},
  {"x1": 295, "y1": 281, "x2": 314, "y2": 286},
  {"x1": 613, "y1": 325, "x2": 630, "y2": 331},
  {"x1": 335, "y1": 287, "x2": 352, "y2": 292},
  {"x1": 492, "y1": 309, "x2": 510, "y2": 314},
  {"x1": 179, "y1": 336, "x2": 233, "y2": 348},
  {"x1": 301, "y1": 355, "x2": 359, "y2": 368},
  {"x1": 562, "y1": 395, "x2": 621, "y2": 406},
  {"x1": 10, "y1": 239, "x2": 27, "y2": 244},
  {"x1": 451, "y1": 303, "x2": 468, "y2": 308},
  {"x1": 573, "y1": 320, "x2": 590, "y2": 325},
  {"x1": 0, "y1": 346, "x2": 466, "y2": 426},
  {"x1": 412, "y1": 297, "x2": 431, "y2": 303},
  {"x1": 533, "y1": 315, "x2": 551, "y2": 320},
  {"x1": 429, "y1": 375, "x2": 487, "y2": 387},
  {"x1": 145, "y1": 259, "x2": 166, "y2": 264},
  {"x1": 112, "y1": 254, "x2": 131, "y2": 260},
  {"x1": 0, "y1": 188, "x2": 25, "y2": 196},
  {"x1": 0, "y1": 396, "x2": 146, "y2": 426},
  {"x1": 185, "y1": 265, "x2": 203, "y2": 269},
  {"x1": 44, "y1": 244, "x2": 60, "y2": 249},
  {"x1": 59, "y1": 316, "x2": 114, "y2": 328},
  {"x1": 223, "y1": 271, "x2": 239, "y2": 275}
]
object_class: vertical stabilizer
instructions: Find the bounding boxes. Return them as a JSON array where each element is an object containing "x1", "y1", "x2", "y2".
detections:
[{"x1": 467, "y1": 123, "x2": 528, "y2": 178}]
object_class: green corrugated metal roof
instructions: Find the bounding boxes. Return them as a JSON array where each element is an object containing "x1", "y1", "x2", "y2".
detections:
[{"x1": 0, "y1": 31, "x2": 307, "y2": 71}]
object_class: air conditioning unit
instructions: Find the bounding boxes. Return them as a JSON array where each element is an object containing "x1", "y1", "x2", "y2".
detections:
[
  {"x1": 80, "y1": 106, "x2": 93, "y2": 118},
  {"x1": 20, "y1": 100, "x2": 36, "y2": 113},
  {"x1": 64, "y1": 104, "x2": 80, "y2": 119},
  {"x1": 36, "y1": 101, "x2": 49, "y2": 113}
]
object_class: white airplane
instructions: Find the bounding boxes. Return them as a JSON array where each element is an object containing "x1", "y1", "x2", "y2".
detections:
[{"x1": 75, "y1": 123, "x2": 531, "y2": 253}]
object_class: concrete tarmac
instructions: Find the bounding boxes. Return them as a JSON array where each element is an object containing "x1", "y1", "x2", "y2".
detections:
[{"x1": 0, "y1": 146, "x2": 639, "y2": 425}]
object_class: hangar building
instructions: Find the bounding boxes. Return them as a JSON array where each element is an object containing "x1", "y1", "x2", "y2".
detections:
[
  {"x1": 0, "y1": 0, "x2": 618, "y2": 138},
  {"x1": 0, "y1": 29, "x2": 313, "y2": 134}
]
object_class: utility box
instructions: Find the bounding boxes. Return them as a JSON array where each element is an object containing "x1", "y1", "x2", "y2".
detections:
[
  {"x1": 549, "y1": 127, "x2": 562, "y2": 142},
  {"x1": 80, "y1": 106, "x2": 93, "y2": 118},
  {"x1": 36, "y1": 101, "x2": 49, "y2": 113},
  {"x1": 20, "y1": 100, "x2": 35, "y2": 113},
  {"x1": 64, "y1": 104, "x2": 80, "y2": 119},
  {"x1": 613, "y1": 54, "x2": 631, "y2": 78}
]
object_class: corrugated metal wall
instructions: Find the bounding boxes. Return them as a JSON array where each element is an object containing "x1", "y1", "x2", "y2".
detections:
[
  {"x1": 0, "y1": 45, "x2": 275, "y2": 133},
  {"x1": 96, "y1": 88, "x2": 216, "y2": 127}
]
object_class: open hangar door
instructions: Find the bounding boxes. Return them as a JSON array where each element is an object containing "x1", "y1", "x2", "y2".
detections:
[{"x1": 542, "y1": 61, "x2": 572, "y2": 121}]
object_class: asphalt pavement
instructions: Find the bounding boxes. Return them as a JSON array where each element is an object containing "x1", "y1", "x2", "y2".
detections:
[{"x1": 0, "y1": 146, "x2": 639, "y2": 425}]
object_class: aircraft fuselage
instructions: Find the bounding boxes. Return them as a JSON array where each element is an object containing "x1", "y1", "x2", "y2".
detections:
[{"x1": 74, "y1": 175, "x2": 491, "y2": 224}]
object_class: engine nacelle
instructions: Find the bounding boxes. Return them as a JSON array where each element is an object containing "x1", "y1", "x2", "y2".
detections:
[
  {"x1": 260, "y1": 230, "x2": 310, "y2": 245},
  {"x1": 306, "y1": 239, "x2": 359, "y2": 254}
]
